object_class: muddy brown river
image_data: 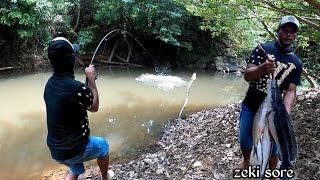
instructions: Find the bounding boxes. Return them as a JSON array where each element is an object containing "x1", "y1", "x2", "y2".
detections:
[{"x1": 0, "y1": 68, "x2": 247, "y2": 179}]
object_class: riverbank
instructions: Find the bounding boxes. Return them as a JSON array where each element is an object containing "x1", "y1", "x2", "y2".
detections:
[{"x1": 43, "y1": 87, "x2": 319, "y2": 179}]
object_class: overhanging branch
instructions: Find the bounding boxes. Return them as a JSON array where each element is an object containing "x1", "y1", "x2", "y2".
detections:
[
  {"x1": 304, "y1": 0, "x2": 320, "y2": 10},
  {"x1": 259, "y1": 0, "x2": 320, "y2": 29},
  {"x1": 261, "y1": 20, "x2": 277, "y2": 40}
]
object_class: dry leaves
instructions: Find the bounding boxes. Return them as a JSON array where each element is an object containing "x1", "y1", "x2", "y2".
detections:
[{"x1": 44, "y1": 88, "x2": 320, "y2": 180}]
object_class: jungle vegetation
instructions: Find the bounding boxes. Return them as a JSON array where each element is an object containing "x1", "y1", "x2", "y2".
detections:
[{"x1": 0, "y1": 0, "x2": 319, "y2": 76}]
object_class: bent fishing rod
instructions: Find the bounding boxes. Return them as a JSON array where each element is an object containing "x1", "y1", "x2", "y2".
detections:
[
  {"x1": 85, "y1": 29, "x2": 124, "y2": 85},
  {"x1": 85, "y1": 29, "x2": 156, "y2": 84},
  {"x1": 258, "y1": 44, "x2": 319, "y2": 82}
]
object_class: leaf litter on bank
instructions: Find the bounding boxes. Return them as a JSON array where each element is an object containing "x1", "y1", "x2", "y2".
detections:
[{"x1": 44, "y1": 88, "x2": 320, "y2": 179}]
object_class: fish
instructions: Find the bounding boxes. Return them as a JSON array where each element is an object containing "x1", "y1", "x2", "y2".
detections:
[
  {"x1": 271, "y1": 79, "x2": 298, "y2": 168},
  {"x1": 253, "y1": 44, "x2": 298, "y2": 171},
  {"x1": 251, "y1": 78, "x2": 299, "y2": 178},
  {"x1": 251, "y1": 79, "x2": 275, "y2": 178},
  {"x1": 252, "y1": 80, "x2": 274, "y2": 146}
]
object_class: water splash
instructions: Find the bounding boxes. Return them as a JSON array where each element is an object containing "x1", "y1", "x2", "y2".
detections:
[
  {"x1": 154, "y1": 63, "x2": 171, "y2": 75},
  {"x1": 108, "y1": 117, "x2": 117, "y2": 126},
  {"x1": 141, "y1": 119, "x2": 155, "y2": 134},
  {"x1": 135, "y1": 73, "x2": 187, "y2": 91}
]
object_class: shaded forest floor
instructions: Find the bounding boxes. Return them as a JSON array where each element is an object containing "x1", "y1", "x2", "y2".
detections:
[{"x1": 43, "y1": 87, "x2": 320, "y2": 180}]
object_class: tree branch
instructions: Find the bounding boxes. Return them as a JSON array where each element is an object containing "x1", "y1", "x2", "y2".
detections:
[
  {"x1": 261, "y1": 20, "x2": 277, "y2": 40},
  {"x1": 108, "y1": 39, "x2": 118, "y2": 62},
  {"x1": 304, "y1": 0, "x2": 320, "y2": 10},
  {"x1": 0, "y1": 67, "x2": 14, "y2": 71},
  {"x1": 73, "y1": 0, "x2": 81, "y2": 32},
  {"x1": 259, "y1": 0, "x2": 320, "y2": 29}
]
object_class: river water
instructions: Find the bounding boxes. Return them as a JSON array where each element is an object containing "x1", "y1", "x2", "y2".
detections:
[{"x1": 0, "y1": 68, "x2": 247, "y2": 179}]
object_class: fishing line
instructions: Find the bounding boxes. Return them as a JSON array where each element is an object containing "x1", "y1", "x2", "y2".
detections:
[
  {"x1": 85, "y1": 29, "x2": 123, "y2": 84},
  {"x1": 85, "y1": 29, "x2": 156, "y2": 84}
]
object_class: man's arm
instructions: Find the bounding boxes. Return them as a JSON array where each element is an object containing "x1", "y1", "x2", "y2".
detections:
[
  {"x1": 85, "y1": 65, "x2": 99, "y2": 112},
  {"x1": 244, "y1": 63, "x2": 265, "y2": 81},
  {"x1": 244, "y1": 55, "x2": 276, "y2": 82},
  {"x1": 283, "y1": 83, "x2": 297, "y2": 116}
]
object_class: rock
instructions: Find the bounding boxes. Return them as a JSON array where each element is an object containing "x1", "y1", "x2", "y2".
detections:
[
  {"x1": 156, "y1": 168, "x2": 164, "y2": 174},
  {"x1": 214, "y1": 56, "x2": 240, "y2": 72},
  {"x1": 143, "y1": 158, "x2": 153, "y2": 164},
  {"x1": 107, "y1": 170, "x2": 115, "y2": 179},
  {"x1": 192, "y1": 161, "x2": 202, "y2": 168},
  {"x1": 128, "y1": 171, "x2": 135, "y2": 178}
]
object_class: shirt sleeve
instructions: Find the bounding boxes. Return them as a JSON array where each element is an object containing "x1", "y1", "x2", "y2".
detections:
[
  {"x1": 76, "y1": 83, "x2": 94, "y2": 110},
  {"x1": 290, "y1": 61, "x2": 303, "y2": 86},
  {"x1": 246, "y1": 45, "x2": 266, "y2": 66}
]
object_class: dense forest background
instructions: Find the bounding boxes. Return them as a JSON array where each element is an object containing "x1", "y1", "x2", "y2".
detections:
[{"x1": 0, "y1": 0, "x2": 319, "y2": 77}]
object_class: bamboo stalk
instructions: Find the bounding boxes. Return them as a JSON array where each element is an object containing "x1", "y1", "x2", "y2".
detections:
[
  {"x1": 179, "y1": 73, "x2": 197, "y2": 118},
  {"x1": 0, "y1": 67, "x2": 14, "y2": 71},
  {"x1": 96, "y1": 59, "x2": 145, "y2": 68},
  {"x1": 108, "y1": 39, "x2": 119, "y2": 62},
  {"x1": 126, "y1": 41, "x2": 133, "y2": 63},
  {"x1": 259, "y1": 0, "x2": 320, "y2": 29}
]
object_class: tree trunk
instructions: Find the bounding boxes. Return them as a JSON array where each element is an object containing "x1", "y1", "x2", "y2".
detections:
[
  {"x1": 96, "y1": 59, "x2": 146, "y2": 68},
  {"x1": 304, "y1": 0, "x2": 320, "y2": 10},
  {"x1": 108, "y1": 39, "x2": 119, "y2": 62},
  {"x1": 73, "y1": 0, "x2": 81, "y2": 32}
]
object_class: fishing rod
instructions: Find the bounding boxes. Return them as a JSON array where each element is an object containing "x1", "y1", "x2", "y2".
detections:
[
  {"x1": 85, "y1": 29, "x2": 124, "y2": 84},
  {"x1": 257, "y1": 44, "x2": 319, "y2": 81},
  {"x1": 257, "y1": 44, "x2": 275, "y2": 79},
  {"x1": 85, "y1": 29, "x2": 157, "y2": 84}
]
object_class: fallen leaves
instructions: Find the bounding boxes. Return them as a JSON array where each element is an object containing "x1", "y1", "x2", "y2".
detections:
[{"x1": 44, "y1": 88, "x2": 319, "y2": 179}]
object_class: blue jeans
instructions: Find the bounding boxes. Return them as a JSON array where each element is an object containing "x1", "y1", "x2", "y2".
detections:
[
  {"x1": 56, "y1": 136, "x2": 109, "y2": 175},
  {"x1": 240, "y1": 104, "x2": 278, "y2": 155}
]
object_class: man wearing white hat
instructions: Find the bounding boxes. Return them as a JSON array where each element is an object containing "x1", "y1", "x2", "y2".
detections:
[{"x1": 235, "y1": 15, "x2": 302, "y2": 171}]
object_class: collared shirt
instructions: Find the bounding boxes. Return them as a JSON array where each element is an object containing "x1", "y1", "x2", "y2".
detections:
[
  {"x1": 242, "y1": 41, "x2": 303, "y2": 112},
  {"x1": 44, "y1": 74, "x2": 93, "y2": 160}
]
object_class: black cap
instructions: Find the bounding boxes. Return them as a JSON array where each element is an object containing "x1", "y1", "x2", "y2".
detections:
[
  {"x1": 49, "y1": 37, "x2": 80, "y2": 53},
  {"x1": 48, "y1": 37, "x2": 79, "y2": 75}
]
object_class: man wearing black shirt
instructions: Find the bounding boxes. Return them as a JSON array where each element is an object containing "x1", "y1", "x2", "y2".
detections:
[
  {"x1": 44, "y1": 37, "x2": 109, "y2": 180},
  {"x1": 235, "y1": 16, "x2": 303, "y2": 170}
]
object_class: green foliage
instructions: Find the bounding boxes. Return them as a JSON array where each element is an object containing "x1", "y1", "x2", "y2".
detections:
[
  {"x1": 176, "y1": 0, "x2": 320, "y2": 72},
  {"x1": 78, "y1": 30, "x2": 94, "y2": 54},
  {"x1": 298, "y1": 44, "x2": 320, "y2": 77},
  {"x1": 0, "y1": 0, "x2": 49, "y2": 39},
  {"x1": 0, "y1": 0, "x2": 319, "y2": 73},
  {"x1": 0, "y1": 0, "x2": 79, "y2": 51},
  {"x1": 94, "y1": 0, "x2": 197, "y2": 49}
]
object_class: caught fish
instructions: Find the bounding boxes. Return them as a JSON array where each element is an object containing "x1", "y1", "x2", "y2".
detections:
[
  {"x1": 271, "y1": 79, "x2": 298, "y2": 168},
  {"x1": 252, "y1": 80, "x2": 274, "y2": 146},
  {"x1": 251, "y1": 78, "x2": 298, "y2": 178},
  {"x1": 251, "y1": 123, "x2": 274, "y2": 175},
  {"x1": 251, "y1": 44, "x2": 298, "y2": 174},
  {"x1": 251, "y1": 79, "x2": 275, "y2": 177}
]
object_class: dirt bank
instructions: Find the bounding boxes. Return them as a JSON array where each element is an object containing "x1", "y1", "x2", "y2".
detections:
[{"x1": 43, "y1": 88, "x2": 320, "y2": 180}]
